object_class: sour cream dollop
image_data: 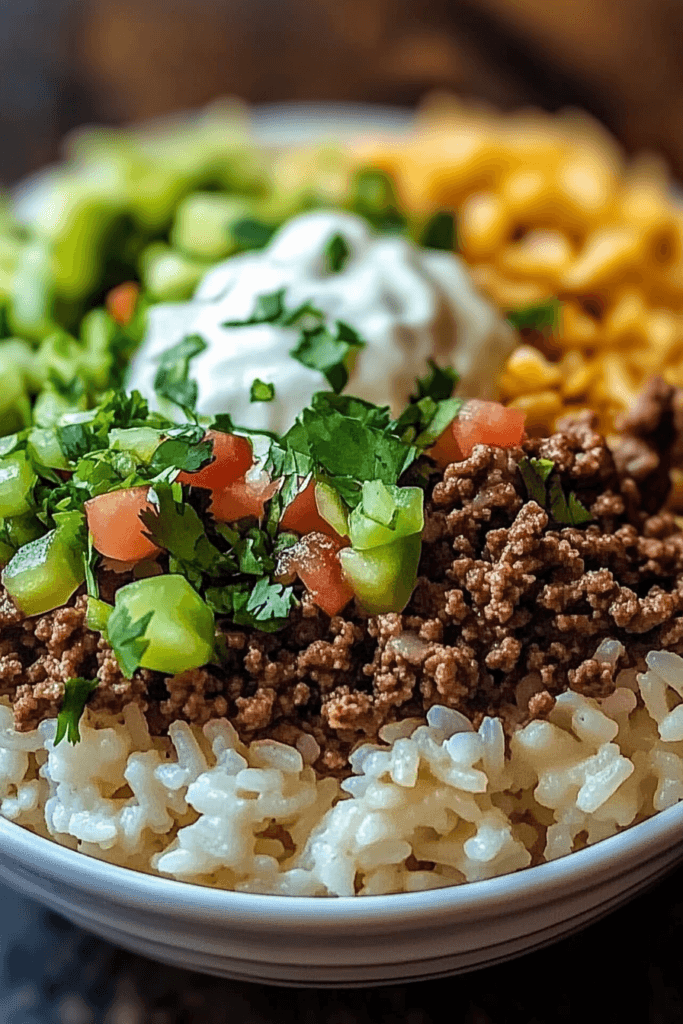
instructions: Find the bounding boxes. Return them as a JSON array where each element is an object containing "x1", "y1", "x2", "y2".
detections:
[{"x1": 127, "y1": 211, "x2": 514, "y2": 431}]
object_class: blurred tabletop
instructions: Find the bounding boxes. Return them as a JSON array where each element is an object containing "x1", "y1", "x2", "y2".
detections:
[
  {"x1": 2, "y1": 0, "x2": 683, "y2": 184},
  {"x1": 2, "y1": 866, "x2": 683, "y2": 1023}
]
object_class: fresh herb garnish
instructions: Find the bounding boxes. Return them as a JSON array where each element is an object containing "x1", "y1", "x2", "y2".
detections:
[
  {"x1": 147, "y1": 424, "x2": 214, "y2": 476},
  {"x1": 324, "y1": 233, "x2": 350, "y2": 273},
  {"x1": 224, "y1": 289, "x2": 365, "y2": 395},
  {"x1": 506, "y1": 299, "x2": 561, "y2": 335},
  {"x1": 153, "y1": 334, "x2": 207, "y2": 414},
  {"x1": 231, "y1": 218, "x2": 276, "y2": 253},
  {"x1": 54, "y1": 677, "x2": 99, "y2": 746},
  {"x1": 420, "y1": 211, "x2": 456, "y2": 252},
  {"x1": 414, "y1": 360, "x2": 459, "y2": 402},
  {"x1": 518, "y1": 456, "x2": 592, "y2": 526},
  {"x1": 250, "y1": 379, "x2": 276, "y2": 403},
  {"x1": 289, "y1": 320, "x2": 364, "y2": 393},
  {"x1": 107, "y1": 605, "x2": 153, "y2": 679},
  {"x1": 548, "y1": 480, "x2": 593, "y2": 526},
  {"x1": 518, "y1": 457, "x2": 554, "y2": 506},
  {"x1": 223, "y1": 289, "x2": 286, "y2": 327}
]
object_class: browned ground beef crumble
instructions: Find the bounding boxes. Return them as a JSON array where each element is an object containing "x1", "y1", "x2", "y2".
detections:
[{"x1": 5, "y1": 381, "x2": 683, "y2": 776}]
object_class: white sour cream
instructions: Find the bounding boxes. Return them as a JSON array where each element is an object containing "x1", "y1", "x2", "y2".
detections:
[{"x1": 127, "y1": 211, "x2": 514, "y2": 431}]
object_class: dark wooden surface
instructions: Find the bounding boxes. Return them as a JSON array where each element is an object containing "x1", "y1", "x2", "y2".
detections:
[
  {"x1": 1, "y1": 864, "x2": 683, "y2": 1023},
  {"x1": 2, "y1": 0, "x2": 683, "y2": 184}
]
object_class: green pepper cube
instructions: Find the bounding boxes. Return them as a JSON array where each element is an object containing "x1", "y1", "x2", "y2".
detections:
[
  {"x1": 2, "y1": 522, "x2": 85, "y2": 616},
  {"x1": 171, "y1": 193, "x2": 257, "y2": 261},
  {"x1": 0, "y1": 453, "x2": 37, "y2": 518},
  {"x1": 339, "y1": 533, "x2": 421, "y2": 614},
  {"x1": 109, "y1": 575, "x2": 215, "y2": 676},
  {"x1": 348, "y1": 482, "x2": 423, "y2": 551}
]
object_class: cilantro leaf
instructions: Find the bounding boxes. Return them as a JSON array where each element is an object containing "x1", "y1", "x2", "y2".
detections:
[
  {"x1": 506, "y1": 299, "x2": 561, "y2": 335},
  {"x1": 324, "y1": 233, "x2": 350, "y2": 273},
  {"x1": 153, "y1": 334, "x2": 207, "y2": 414},
  {"x1": 223, "y1": 289, "x2": 286, "y2": 327},
  {"x1": 519, "y1": 456, "x2": 592, "y2": 526},
  {"x1": 518, "y1": 457, "x2": 554, "y2": 506},
  {"x1": 54, "y1": 677, "x2": 99, "y2": 746},
  {"x1": 420, "y1": 211, "x2": 456, "y2": 251},
  {"x1": 148, "y1": 426, "x2": 214, "y2": 476},
  {"x1": 394, "y1": 395, "x2": 465, "y2": 448},
  {"x1": 280, "y1": 405, "x2": 416, "y2": 507},
  {"x1": 205, "y1": 579, "x2": 297, "y2": 631},
  {"x1": 57, "y1": 422, "x2": 96, "y2": 462},
  {"x1": 84, "y1": 532, "x2": 99, "y2": 598},
  {"x1": 548, "y1": 480, "x2": 593, "y2": 526},
  {"x1": 107, "y1": 605, "x2": 153, "y2": 679},
  {"x1": 140, "y1": 482, "x2": 231, "y2": 583},
  {"x1": 231, "y1": 218, "x2": 276, "y2": 252},
  {"x1": 414, "y1": 360, "x2": 459, "y2": 402},
  {"x1": 250, "y1": 379, "x2": 276, "y2": 403},
  {"x1": 289, "y1": 321, "x2": 364, "y2": 393}
]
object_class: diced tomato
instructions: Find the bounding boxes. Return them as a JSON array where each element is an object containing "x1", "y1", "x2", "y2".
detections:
[
  {"x1": 106, "y1": 282, "x2": 140, "y2": 326},
  {"x1": 280, "y1": 479, "x2": 342, "y2": 541},
  {"x1": 85, "y1": 486, "x2": 162, "y2": 562},
  {"x1": 281, "y1": 532, "x2": 354, "y2": 617},
  {"x1": 210, "y1": 474, "x2": 279, "y2": 522},
  {"x1": 177, "y1": 431, "x2": 253, "y2": 491},
  {"x1": 429, "y1": 400, "x2": 526, "y2": 468}
]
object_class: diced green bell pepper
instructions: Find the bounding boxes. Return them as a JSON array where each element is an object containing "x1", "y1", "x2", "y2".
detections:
[
  {"x1": 108, "y1": 574, "x2": 215, "y2": 675},
  {"x1": 0, "y1": 453, "x2": 36, "y2": 517},
  {"x1": 348, "y1": 481, "x2": 424, "y2": 551},
  {"x1": 2, "y1": 515, "x2": 86, "y2": 615},
  {"x1": 339, "y1": 533, "x2": 421, "y2": 615}
]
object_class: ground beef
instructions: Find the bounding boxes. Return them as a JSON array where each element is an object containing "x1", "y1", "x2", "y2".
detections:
[{"x1": 7, "y1": 406, "x2": 683, "y2": 774}]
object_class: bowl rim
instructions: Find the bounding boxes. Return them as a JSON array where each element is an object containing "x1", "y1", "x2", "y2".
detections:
[{"x1": 2, "y1": 796, "x2": 683, "y2": 926}]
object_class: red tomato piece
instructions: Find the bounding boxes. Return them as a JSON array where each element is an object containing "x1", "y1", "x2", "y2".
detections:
[
  {"x1": 106, "y1": 282, "x2": 140, "y2": 326},
  {"x1": 210, "y1": 474, "x2": 279, "y2": 522},
  {"x1": 177, "y1": 431, "x2": 253, "y2": 491},
  {"x1": 280, "y1": 479, "x2": 342, "y2": 540},
  {"x1": 85, "y1": 486, "x2": 162, "y2": 562},
  {"x1": 429, "y1": 400, "x2": 526, "y2": 468},
  {"x1": 282, "y1": 532, "x2": 354, "y2": 617}
]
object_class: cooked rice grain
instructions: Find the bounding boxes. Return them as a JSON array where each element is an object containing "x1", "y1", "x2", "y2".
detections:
[{"x1": 2, "y1": 650, "x2": 683, "y2": 896}]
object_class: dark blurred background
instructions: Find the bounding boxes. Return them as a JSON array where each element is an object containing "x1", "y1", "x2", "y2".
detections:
[{"x1": 2, "y1": 0, "x2": 683, "y2": 185}]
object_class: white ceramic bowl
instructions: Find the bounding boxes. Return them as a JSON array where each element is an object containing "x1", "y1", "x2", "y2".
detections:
[
  {"x1": 5, "y1": 102, "x2": 683, "y2": 986},
  {"x1": 1, "y1": 801, "x2": 682, "y2": 986}
]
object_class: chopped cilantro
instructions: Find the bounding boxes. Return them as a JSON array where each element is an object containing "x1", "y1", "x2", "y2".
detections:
[
  {"x1": 84, "y1": 532, "x2": 99, "y2": 598},
  {"x1": 140, "y1": 482, "x2": 231, "y2": 585},
  {"x1": 231, "y1": 218, "x2": 276, "y2": 252},
  {"x1": 548, "y1": 480, "x2": 593, "y2": 526},
  {"x1": 148, "y1": 425, "x2": 214, "y2": 476},
  {"x1": 289, "y1": 320, "x2": 364, "y2": 393},
  {"x1": 506, "y1": 299, "x2": 561, "y2": 335},
  {"x1": 324, "y1": 233, "x2": 350, "y2": 273},
  {"x1": 518, "y1": 457, "x2": 554, "y2": 507},
  {"x1": 223, "y1": 289, "x2": 286, "y2": 327},
  {"x1": 519, "y1": 456, "x2": 592, "y2": 526},
  {"x1": 223, "y1": 289, "x2": 364, "y2": 395},
  {"x1": 414, "y1": 360, "x2": 459, "y2": 402},
  {"x1": 420, "y1": 211, "x2": 456, "y2": 252},
  {"x1": 275, "y1": 402, "x2": 416, "y2": 507},
  {"x1": 153, "y1": 334, "x2": 207, "y2": 414},
  {"x1": 54, "y1": 677, "x2": 99, "y2": 746},
  {"x1": 107, "y1": 604, "x2": 153, "y2": 678},
  {"x1": 250, "y1": 379, "x2": 276, "y2": 403}
]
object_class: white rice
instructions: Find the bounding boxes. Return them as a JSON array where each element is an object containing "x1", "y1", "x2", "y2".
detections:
[{"x1": 2, "y1": 648, "x2": 683, "y2": 896}]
